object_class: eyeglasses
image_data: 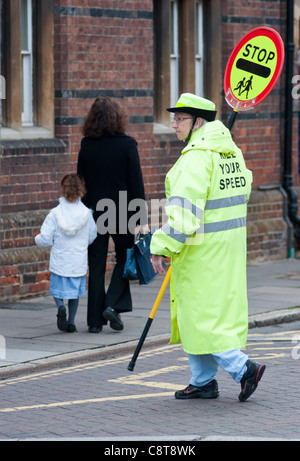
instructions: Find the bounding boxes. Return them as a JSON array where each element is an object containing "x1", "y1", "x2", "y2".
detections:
[{"x1": 172, "y1": 116, "x2": 192, "y2": 124}]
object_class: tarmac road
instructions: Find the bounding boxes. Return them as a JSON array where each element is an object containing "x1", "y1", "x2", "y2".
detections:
[{"x1": 0, "y1": 320, "x2": 299, "y2": 442}]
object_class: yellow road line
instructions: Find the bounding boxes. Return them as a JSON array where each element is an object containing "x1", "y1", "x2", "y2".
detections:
[
  {"x1": 0, "y1": 392, "x2": 174, "y2": 413},
  {"x1": 0, "y1": 344, "x2": 182, "y2": 388}
]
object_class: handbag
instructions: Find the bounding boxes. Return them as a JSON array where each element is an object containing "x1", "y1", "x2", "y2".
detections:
[
  {"x1": 123, "y1": 247, "x2": 138, "y2": 281},
  {"x1": 123, "y1": 231, "x2": 157, "y2": 285},
  {"x1": 134, "y1": 231, "x2": 157, "y2": 285}
]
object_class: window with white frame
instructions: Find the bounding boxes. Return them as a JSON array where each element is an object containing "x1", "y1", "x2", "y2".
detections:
[
  {"x1": 195, "y1": 0, "x2": 204, "y2": 97},
  {"x1": 21, "y1": 0, "x2": 33, "y2": 125},
  {"x1": 153, "y1": 0, "x2": 221, "y2": 128},
  {"x1": 1, "y1": 0, "x2": 54, "y2": 136},
  {"x1": 170, "y1": 0, "x2": 179, "y2": 108}
]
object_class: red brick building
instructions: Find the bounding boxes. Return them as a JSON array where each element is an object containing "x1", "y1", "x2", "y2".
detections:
[{"x1": 0, "y1": 0, "x2": 299, "y2": 301}]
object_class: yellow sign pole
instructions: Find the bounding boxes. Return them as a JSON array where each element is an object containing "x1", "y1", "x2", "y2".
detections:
[{"x1": 149, "y1": 266, "x2": 171, "y2": 319}]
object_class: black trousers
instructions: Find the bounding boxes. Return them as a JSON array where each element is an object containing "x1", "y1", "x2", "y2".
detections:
[{"x1": 87, "y1": 232, "x2": 134, "y2": 328}]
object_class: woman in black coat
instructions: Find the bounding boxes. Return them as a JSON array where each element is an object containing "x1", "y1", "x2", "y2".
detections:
[{"x1": 77, "y1": 97, "x2": 147, "y2": 333}]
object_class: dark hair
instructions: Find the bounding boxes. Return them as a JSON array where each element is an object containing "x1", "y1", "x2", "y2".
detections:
[
  {"x1": 82, "y1": 97, "x2": 128, "y2": 138},
  {"x1": 60, "y1": 174, "x2": 86, "y2": 203}
]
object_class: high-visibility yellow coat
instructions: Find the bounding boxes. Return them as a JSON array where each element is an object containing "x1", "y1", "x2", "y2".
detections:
[{"x1": 150, "y1": 120, "x2": 253, "y2": 355}]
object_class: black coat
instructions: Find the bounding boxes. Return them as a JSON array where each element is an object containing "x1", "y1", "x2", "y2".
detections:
[{"x1": 77, "y1": 133, "x2": 146, "y2": 232}]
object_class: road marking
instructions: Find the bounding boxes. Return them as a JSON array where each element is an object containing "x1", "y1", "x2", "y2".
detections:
[
  {"x1": 0, "y1": 344, "x2": 182, "y2": 388},
  {"x1": 111, "y1": 365, "x2": 188, "y2": 383},
  {"x1": 250, "y1": 352, "x2": 288, "y2": 360},
  {"x1": 248, "y1": 330, "x2": 300, "y2": 341},
  {"x1": 109, "y1": 365, "x2": 188, "y2": 390},
  {"x1": 0, "y1": 392, "x2": 174, "y2": 413}
]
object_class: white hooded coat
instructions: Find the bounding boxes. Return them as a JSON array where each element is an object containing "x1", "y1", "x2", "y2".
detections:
[{"x1": 35, "y1": 197, "x2": 97, "y2": 277}]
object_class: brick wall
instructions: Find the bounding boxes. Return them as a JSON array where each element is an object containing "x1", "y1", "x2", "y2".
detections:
[
  {"x1": 0, "y1": 139, "x2": 68, "y2": 300},
  {"x1": 53, "y1": 1, "x2": 154, "y2": 161}
]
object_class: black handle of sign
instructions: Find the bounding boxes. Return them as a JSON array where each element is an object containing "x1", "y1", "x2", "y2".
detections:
[
  {"x1": 227, "y1": 109, "x2": 238, "y2": 131},
  {"x1": 127, "y1": 318, "x2": 153, "y2": 371},
  {"x1": 127, "y1": 266, "x2": 171, "y2": 372}
]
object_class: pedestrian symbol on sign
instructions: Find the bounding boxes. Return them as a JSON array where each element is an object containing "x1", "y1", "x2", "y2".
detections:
[{"x1": 234, "y1": 75, "x2": 253, "y2": 99}]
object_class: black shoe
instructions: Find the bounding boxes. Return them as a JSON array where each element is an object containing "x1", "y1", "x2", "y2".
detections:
[
  {"x1": 175, "y1": 380, "x2": 219, "y2": 400},
  {"x1": 103, "y1": 307, "x2": 124, "y2": 331},
  {"x1": 88, "y1": 325, "x2": 102, "y2": 333},
  {"x1": 57, "y1": 306, "x2": 68, "y2": 331},
  {"x1": 239, "y1": 359, "x2": 266, "y2": 402},
  {"x1": 66, "y1": 324, "x2": 77, "y2": 333}
]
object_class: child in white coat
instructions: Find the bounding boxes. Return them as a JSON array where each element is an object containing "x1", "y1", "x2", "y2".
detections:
[{"x1": 35, "y1": 174, "x2": 97, "y2": 332}]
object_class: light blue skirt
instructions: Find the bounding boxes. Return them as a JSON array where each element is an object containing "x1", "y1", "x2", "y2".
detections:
[{"x1": 49, "y1": 273, "x2": 86, "y2": 299}]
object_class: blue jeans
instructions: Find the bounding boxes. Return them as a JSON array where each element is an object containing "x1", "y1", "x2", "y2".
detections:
[{"x1": 189, "y1": 349, "x2": 248, "y2": 387}]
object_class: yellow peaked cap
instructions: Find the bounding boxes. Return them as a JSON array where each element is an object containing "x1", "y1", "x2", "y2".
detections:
[{"x1": 167, "y1": 93, "x2": 217, "y2": 121}]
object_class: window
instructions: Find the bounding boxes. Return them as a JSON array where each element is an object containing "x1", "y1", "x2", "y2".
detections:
[
  {"x1": 195, "y1": 0, "x2": 204, "y2": 97},
  {"x1": 0, "y1": 75, "x2": 5, "y2": 100},
  {"x1": 1, "y1": 0, "x2": 54, "y2": 138},
  {"x1": 21, "y1": 0, "x2": 33, "y2": 125},
  {"x1": 170, "y1": 0, "x2": 179, "y2": 108},
  {"x1": 153, "y1": 0, "x2": 222, "y2": 128}
]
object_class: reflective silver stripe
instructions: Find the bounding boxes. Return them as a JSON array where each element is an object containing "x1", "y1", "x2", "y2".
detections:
[
  {"x1": 161, "y1": 223, "x2": 189, "y2": 243},
  {"x1": 166, "y1": 196, "x2": 203, "y2": 220},
  {"x1": 204, "y1": 216, "x2": 246, "y2": 233},
  {"x1": 205, "y1": 194, "x2": 247, "y2": 210}
]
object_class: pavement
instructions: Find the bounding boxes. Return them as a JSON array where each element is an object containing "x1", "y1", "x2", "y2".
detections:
[{"x1": 0, "y1": 258, "x2": 300, "y2": 378}]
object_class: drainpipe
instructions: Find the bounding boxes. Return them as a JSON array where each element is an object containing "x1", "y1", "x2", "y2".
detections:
[{"x1": 282, "y1": 0, "x2": 300, "y2": 249}]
